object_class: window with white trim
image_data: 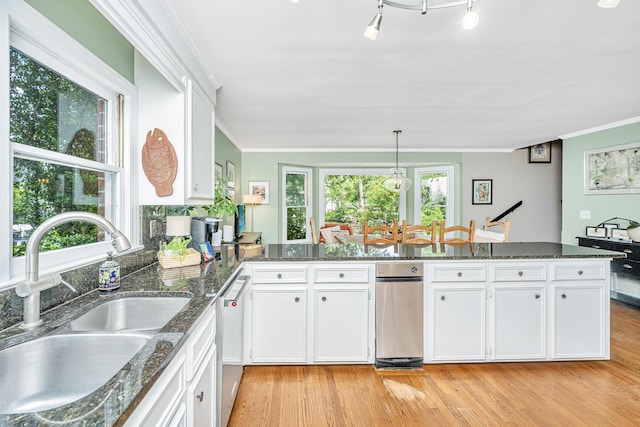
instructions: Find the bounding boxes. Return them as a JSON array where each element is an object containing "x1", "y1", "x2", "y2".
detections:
[
  {"x1": 282, "y1": 166, "x2": 312, "y2": 243},
  {"x1": 1, "y1": 5, "x2": 133, "y2": 285},
  {"x1": 413, "y1": 166, "x2": 454, "y2": 226}
]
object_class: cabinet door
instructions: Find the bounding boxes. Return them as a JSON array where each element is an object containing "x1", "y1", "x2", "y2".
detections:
[
  {"x1": 491, "y1": 287, "x2": 545, "y2": 360},
  {"x1": 187, "y1": 345, "x2": 216, "y2": 427},
  {"x1": 314, "y1": 288, "x2": 369, "y2": 363},
  {"x1": 553, "y1": 285, "x2": 605, "y2": 359},
  {"x1": 252, "y1": 289, "x2": 307, "y2": 363},
  {"x1": 431, "y1": 287, "x2": 486, "y2": 361},
  {"x1": 186, "y1": 80, "x2": 215, "y2": 201}
]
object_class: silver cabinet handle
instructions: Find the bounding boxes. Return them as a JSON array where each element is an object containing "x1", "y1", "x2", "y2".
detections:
[
  {"x1": 578, "y1": 270, "x2": 584, "y2": 275},
  {"x1": 277, "y1": 273, "x2": 282, "y2": 279},
  {"x1": 294, "y1": 297, "x2": 300, "y2": 302},
  {"x1": 535, "y1": 294, "x2": 540, "y2": 299},
  {"x1": 561, "y1": 294, "x2": 567, "y2": 299},
  {"x1": 518, "y1": 271, "x2": 524, "y2": 277},
  {"x1": 592, "y1": 245, "x2": 601, "y2": 249},
  {"x1": 623, "y1": 264, "x2": 633, "y2": 269},
  {"x1": 339, "y1": 273, "x2": 344, "y2": 278},
  {"x1": 196, "y1": 391, "x2": 204, "y2": 402},
  {"x1": 441, "y1": 295, "x2": 446, "y2": 301},
  {"x1": 624, "y1": 249, "x2": 633, "y2": 254},
  {"x1": 322, "y1": 296, "x2": 327, "y2": 302},
  {"x1": 457, "y1": 272, "x2": 462, "y2": 277}
]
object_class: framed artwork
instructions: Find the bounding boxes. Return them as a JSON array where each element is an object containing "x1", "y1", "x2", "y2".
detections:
[
  {"x1": 472, "y1": 179, "x2": 493, "y2": 205},
  {"x1": 226, "y1": 160, "x2": 236, "y2": 189},
  {"x1": 248, "y1": 181, "x2": 270, "y2": 204},
  {"x1": 584, "y1": 142, "x2": 640, "y2": 194},
  {"x1": 215, "y1": 162, "x2": 223, "y2": 180},
  {"x1": 528, "y1": 142, "x2": 552, "y2": 163}
]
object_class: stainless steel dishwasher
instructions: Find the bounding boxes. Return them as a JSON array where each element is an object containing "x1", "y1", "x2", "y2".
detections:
[{"x1": 375, "y1": 262, "x2": 424, "y2": 369}]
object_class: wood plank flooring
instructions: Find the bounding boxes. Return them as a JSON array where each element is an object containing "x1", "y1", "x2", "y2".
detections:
[{"x1": 229, "y1": 300, "x2": 640, "y2": 426}]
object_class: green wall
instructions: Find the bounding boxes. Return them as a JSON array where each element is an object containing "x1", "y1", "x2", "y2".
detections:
[
  {"x1": 25, "y1": 0, "x2": 134, "y2": 82},
  {"x1": 215, "y1": 127, "x2": 242, "y2": 225},
  {"x1": 242, "y1": 151, "x2": 463, "y2": 244},
  {"x1": 562, "y1": 122, "x2": 640, "y2": 244}
]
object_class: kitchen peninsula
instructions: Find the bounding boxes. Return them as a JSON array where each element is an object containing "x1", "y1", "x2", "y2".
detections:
[{"x1": 0, "y1": 242, "x2": 621, "y2": 426}]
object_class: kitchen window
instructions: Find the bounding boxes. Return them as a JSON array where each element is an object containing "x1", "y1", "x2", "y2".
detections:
[
  {"x1": 0, "y1": 4, "x2": 134, "y2": 284},
  {"x1": 282, "y1": 166, "x2": 312, "y2": 243}
]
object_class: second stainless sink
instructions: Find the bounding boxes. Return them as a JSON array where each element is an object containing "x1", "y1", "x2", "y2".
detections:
[{"x1": 68, "y1": 296, "x2": 190, "y2": 332}]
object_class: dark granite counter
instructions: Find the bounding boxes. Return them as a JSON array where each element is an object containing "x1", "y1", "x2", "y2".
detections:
[
  {"x1": 0, "y1": 241, "x2": 621, "y2": 426},
  {"x1": 0, "y1": 252, "x2": 240, "y2": 427},
  {"x1": 256, "y1": 241, "x2": 624, "y2": 261}
]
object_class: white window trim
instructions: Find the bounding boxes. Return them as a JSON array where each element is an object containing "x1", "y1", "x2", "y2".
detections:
[
  {"x1": 318, "y1": 168, "x2": 408, "y2": 226},
  {"x1": 413, "y1": 165, "x2": 455, "y2": 227},
  {"x1": 281, "y1": 166, "x2": 313, "y2": 243},
  {"x1": 0, "y1": 2, "x2": 137, "y2": 287}
]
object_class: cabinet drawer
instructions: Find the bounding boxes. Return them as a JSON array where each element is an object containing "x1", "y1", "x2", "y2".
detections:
[
  {"x1": 431, "y1": 265, "x2": 486, "y2": 282},
  {"x1": 252, "y1": 266, "x2": 307, "y2": 284},
  {"x1": 491, "y1": 265, "x2": 546, "y2": 282},
  {"x1": 612, "y1": 258, "x2": 640, "y2": 278},
  {"x1": 185, "y1": 305, "x2": 216, "y2": 379},
  {"x1": 312, "y1": 265, "x2": 369, "y2": 283},
  {"x1": 610, "y1": 242, "x2": 640, "y2": 262},
  {"x1": 550, "y1": 263, "x2": 606, "y2": 281}
]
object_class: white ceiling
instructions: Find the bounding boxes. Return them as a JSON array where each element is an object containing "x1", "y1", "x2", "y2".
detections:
[{"x1": 165, "y1": 0, "x2": 640, "y2": 152}]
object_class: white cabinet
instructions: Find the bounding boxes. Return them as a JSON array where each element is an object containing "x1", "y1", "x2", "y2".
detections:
[
  {"x1": 430, "y1": 286, "x2": 486, "y2": 361},
  {"x1": 490, "y1": 286, "x2": 545, "y2": 360},
  {"x1": 252, "y1": 288, "x2": 307, "y2": 363},
  {"x1": 125, "y1": 303, "x2": 217, "y2": 427},
  {"x1": 246, "y1": 262, "x2": 374, "y2": 365},
  {"x1": 550, "y1": 262, "x2": 608, "y2": 359},
  {"x1": 314, "y1": 288, "x2": 369, "y2": 362},
  {"x1": 185, "y1": 80, "x2": 215, "y2": 201}
]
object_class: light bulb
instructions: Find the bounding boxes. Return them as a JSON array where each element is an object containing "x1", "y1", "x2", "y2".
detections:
[
  {"x1": 364, "y1": 13, "x2": 383, "y2": 40},
  {"x1": 462, "y1": 10, "x2": 479, "y2": 30}
]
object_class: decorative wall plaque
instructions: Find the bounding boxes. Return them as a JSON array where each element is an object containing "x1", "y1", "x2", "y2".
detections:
[{"x1": 141, "y1": 128, "x2": 178, "y2": 197}]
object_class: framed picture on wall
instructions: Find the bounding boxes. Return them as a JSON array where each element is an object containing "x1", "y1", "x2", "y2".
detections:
[
  {"x1": 215, "y1": 162, "x2": 223, "y2": 180},
  {"x1": 472, "y1": 179, "x2": 493, "y2": 205},
  {"x1": 226, "y1": 160, "x2": 235, "y2": 189},
  {"x1": 248, "y1": 181, "x2": 270, "y2": 204},
  {"x1": 584, "y1": 142, "x2": 640, "y2": 194},
  {"x1": 528, "y1": 142, "x2": 552, "y2": 163}
]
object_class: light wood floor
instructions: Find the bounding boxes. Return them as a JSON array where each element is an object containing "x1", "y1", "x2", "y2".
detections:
[{"x1": 229, "y1": 300, "x2": 640, "y2": 426}]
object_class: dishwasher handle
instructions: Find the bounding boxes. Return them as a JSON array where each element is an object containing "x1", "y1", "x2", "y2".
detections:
[{"x1": 223, "y1": 275, "x2": 250, "y2": 306}]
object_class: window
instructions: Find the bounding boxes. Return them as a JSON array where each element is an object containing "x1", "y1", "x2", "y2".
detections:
[
  {"x1": 414, "y1": 166, "x2": 454, "y2": 227},
  {"x1": 282, "y1": 166, "x2": 312, "y2": 242},
  {"x1": 1, "y1": 5, "x2": 134, "y2": 284},
  {"x1": 319, "y1": 168, "x2": 406, "y2": 232}
]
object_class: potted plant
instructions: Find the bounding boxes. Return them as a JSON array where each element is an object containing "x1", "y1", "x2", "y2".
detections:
[
  {"x1": 159, "y1": 235, "x2": 192, "y2": 260},
  {"x1": 203, "y1": 176, "x2": 238, "y2": 220}
]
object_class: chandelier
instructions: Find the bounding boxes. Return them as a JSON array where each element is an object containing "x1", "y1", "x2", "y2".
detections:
[
  {"x1": 364, "y1": 0, "x2": 480, "y2": 40},
  {"x1": 382, "y1": 130, "x2": 413, "y2": 192}
]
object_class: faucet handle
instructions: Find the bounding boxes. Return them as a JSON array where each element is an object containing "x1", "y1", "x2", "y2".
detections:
[{"x1": 15, "y1": 273, "x2": 74, "y2": 297}]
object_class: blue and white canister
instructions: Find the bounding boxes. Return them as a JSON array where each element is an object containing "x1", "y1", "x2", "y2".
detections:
[{"x1": 99, "y1": 251, "x2": 120, "y2": 292}]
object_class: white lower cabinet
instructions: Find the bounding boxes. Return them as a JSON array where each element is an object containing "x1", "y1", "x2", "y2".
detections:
[
  {"x1": 552, "y1": 285, "x2": 606, "y2": 359},
  {"x1": 252, "y1": 288, "x2": 307, "y2": 363},
  {"x1": 125, "y1": 304, "x2": 217, "y2": 427},
  {"x1": 491, "y1": 286, "x2": 546, "y2": 360},
  {"x1": 314, "y1": 287, "x2": 369, "y2": 362},
  {"x1": 431, "y1": 286, "x2": 486, "y2": 361},
  {"x1": 246, "y1": 262, "x2": 374, "y2": 365}
]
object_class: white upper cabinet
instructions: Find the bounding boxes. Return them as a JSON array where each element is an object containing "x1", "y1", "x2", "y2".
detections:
[{"x1": 185, "y1": 79, "x2": 215, "y2": 201}]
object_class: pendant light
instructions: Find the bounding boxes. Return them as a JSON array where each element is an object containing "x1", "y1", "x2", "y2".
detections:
[{"x1": 383, "y1": 130, "x2": 412, "y2": 192}]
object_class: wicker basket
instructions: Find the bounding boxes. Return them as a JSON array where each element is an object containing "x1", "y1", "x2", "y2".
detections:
[{"x1": 158, "y1": 247, "x2": 201, "y2": 269}]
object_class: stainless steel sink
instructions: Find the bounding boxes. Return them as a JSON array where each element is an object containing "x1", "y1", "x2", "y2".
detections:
[
  {"x1": 68, "y1": 296, "x2": 190, "y2": 332},
  {"x1": 0, "y1": 333, "x2": 149, "y2": 414}
]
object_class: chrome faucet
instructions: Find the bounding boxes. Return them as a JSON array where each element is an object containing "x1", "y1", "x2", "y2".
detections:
[{"x1": 15, "y1": 212, "x2": 132, "y2": 329}]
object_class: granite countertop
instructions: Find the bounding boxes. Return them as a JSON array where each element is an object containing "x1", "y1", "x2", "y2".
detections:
[
  {"x1": 255, "y1": 241, "x2": 625, "y2": 261},
  {"x1": 0, "y1": 241, "x2": 621, "y2": 425},
  {"x1": 0, "y1": 252, "x2": 241, "y2": 427}
]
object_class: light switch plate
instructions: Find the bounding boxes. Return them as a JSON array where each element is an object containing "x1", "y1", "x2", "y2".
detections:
[{"x1": 579, "y1": 210, "x2": 591, "y2": 220}]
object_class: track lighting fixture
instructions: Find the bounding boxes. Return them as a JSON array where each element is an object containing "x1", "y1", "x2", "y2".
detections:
[{"x1": 364, "y1": 0, "x2": 480, "y2": 40}]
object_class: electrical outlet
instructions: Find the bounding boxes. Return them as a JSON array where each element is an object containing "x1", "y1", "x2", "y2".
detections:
[
  {"x1": 150, "y1": 220, "x2": 158, "y2": 238},
  {"x1": 579, "y1": 210, "x2": 591, "y2": 220}
]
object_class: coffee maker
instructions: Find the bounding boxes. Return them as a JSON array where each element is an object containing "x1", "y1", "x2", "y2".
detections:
[{"x1": 189, "y1": 217, "x2": 219, "y2": 253}]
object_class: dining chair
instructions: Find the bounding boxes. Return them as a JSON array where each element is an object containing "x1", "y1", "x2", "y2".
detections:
[
  {"x1": 439, "y1": 220, "x2": 476, "y2": 244},
  {"x1": 483, "y1": 217, "x2": 510, "y2": 242},
  {"x1": 401, "y1": 220, "x2": 437, "y2": 244},
  {"x1": 363, "y1": 220, "x2": 399, "y2": 245},
  {"x1": 310, "y1": 217, "x2": 319, "y2": 244}
]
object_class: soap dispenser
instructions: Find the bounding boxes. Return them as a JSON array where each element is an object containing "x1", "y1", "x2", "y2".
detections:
[{"x1": 99, "y1": 251, "x2": 120, "y2": 292}]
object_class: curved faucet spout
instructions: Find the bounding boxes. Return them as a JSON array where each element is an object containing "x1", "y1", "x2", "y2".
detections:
[
  {"x1": 26, "y1": 212, "x2": 131, "y2": 283},
  {"x1": 18, "y1": 212, "x2": 131, "y2": 329}
]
